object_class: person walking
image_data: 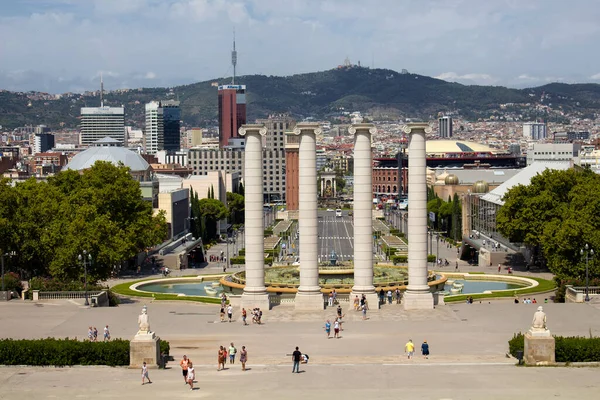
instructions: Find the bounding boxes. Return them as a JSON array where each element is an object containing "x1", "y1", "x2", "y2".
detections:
[
  {"x1": 353, "y1": 295, "x2": 360, "y2": 311},
  {"x1": 405, "y1": 339, "x2": 415, "y2": 359},
  {"x1": 92, "y1": 327, "x2": 98, "y2": 342},
  {"x1": 141, "y1": 361, "x2": 152, "y2": 385},
  {"x1": 333, "y1": 319, "x2": 340, "y2": 339},
  {"x1": 328, "y1": 292, "x2": 334, "y2": 307},
  {"x1": 217, "y1": 346, "x2": 226, "y2": 371},
  {"x1": 421, "y1": 340, "x2": 430, "y2": 359},
  {"x1": 362, "y1": 300, "x2": 369, "y2": 320},
  {"x1": 325, "y1": 320, "x2": 331, "y2": 338},
  {"x1": 240, "y1": 346, "x2": 247, "y2": 371},
  {"x1": 219, "y1": 306, "x2": 225, "y2": 322},
  {"x1": 229, "y1": 343, "x2": 237, "y2": 364},
  {"x1": 241, "y1": 308, "x2": 248, "y2": 325},
  {"x1": 387, "y1": 290, "x2": 393, "y2": 305},
  {"x1": 187, "y1": 362, "x2": 195, "y2": 391},
  {"x1": 498, "y1": 264, "x2": 501, "y2": 273},
  {"x1": 292, "y1": 346, "x2": 302, "y2": 373},
  {"x1": 180, "y1": 355, "x2": 191, "y2": 383},
  {"x1": 227, "y1": 304, "x2": 233, "y2": 323},
  {"x1": 395, "y1": 288, "x2": 401, "y2": 304},
  {"x1": 87, "y1": 326, "x2": 93, "y2": 341},
  {"x1": 103, "y1": 325, "x2": 110, "y2": 342}
]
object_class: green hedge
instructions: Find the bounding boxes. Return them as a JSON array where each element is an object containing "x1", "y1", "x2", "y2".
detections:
[
  {"x1": 160, "y1": 340, "x2": 170, "y2": 356},
  {"x1": 264, "y1": 229, "x2": 273, "y2": 236},
  {"x1": 427, "y1": 254, "x2": 436, "y2": 262},
  {"x1": 391, "y1": 255, "x2": 408, "y2": 264},
  {"x1": 230, "y1": 256, "x2": 245, "y2": 265},
  {"x1": 389, "y1": 229, "x2": 401, "y2": 236},
  {"x1": 237, "y1": 249, "x2": 245, "y2": 256},
  {"x1": 0, "y1": 338, "x2": 130, "y2": 366},
  {"x1": 509, "y1": 332, "x2": 600, "y2": 363}
]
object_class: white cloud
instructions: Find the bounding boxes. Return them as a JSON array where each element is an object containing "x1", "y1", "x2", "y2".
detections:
[
  {"x1": 145, "y1": 72, "x2": 157, "y2": 80},
  {"x1": 591, "y1": 73, "x2": 600, "y2": 80}
]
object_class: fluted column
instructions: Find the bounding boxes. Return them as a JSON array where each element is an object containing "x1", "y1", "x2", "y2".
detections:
[
  {"x1": 294, "y1": 123, "x2": 324, "y2": 310},
  {"x1": 403, "y1": 122, "x2": 434, "y2": 310},
  {"x1": 350, "y1": 123, "x2": 378, "y2": 308},
  {"x1": 239, "y1": 124, "x2": 270, "y2": 310}
]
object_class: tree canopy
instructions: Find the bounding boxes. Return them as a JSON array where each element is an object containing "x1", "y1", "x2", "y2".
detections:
[
  {"x1": 497, "y1": 168, "x2": 600, "y2": 279},
  {"x1": 0, "y1": 161, "x2": 168, "y2": 283}
]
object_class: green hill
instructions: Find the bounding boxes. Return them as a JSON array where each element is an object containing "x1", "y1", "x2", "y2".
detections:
[{"x1": 1, "y1": 68, "x2": 600, "y2": 130}]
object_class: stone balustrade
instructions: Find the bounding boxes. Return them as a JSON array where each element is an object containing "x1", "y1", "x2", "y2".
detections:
[{"x1": 566, "y1": 285, "x2": 600, "y2": 303}]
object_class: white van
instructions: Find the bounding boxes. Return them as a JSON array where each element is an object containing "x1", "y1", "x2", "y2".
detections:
[{"x1": 335, "y1": 209, "x2": 342, "y2": 217}]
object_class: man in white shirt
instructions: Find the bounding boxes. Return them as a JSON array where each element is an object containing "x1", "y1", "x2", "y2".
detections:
[{"x1": 227, "y1": 304, "x2": 233, "y2": 322}]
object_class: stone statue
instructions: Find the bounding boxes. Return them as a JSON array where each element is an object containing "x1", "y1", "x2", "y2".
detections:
[
  {"x1": 138, "y1": 305, "x2": 151, "y2": 334},
  {"x1": 531, "y1": 306, "x2": 547, "y2": 331}
]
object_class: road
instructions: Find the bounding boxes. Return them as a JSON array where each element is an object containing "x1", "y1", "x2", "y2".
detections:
[{"x1": 318, "y1": 210, "x2": 354, "y2": 262}]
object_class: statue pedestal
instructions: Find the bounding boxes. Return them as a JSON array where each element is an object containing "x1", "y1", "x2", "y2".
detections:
[
  {"x1": 524, "y1": 329, "x2": 555, "y2": 365},
  {"x1": 130, "y1": 332, "x2": 160, "y2": 369},
  {"x1": 241, "y1": 293, "x2": 270, "y2": 311},
  {"x1": 402, "y1": 290, "x2": 434, "y2": 310},
  {"x1": 294, "y1": 292, "x2": 325, "y2": 311}
]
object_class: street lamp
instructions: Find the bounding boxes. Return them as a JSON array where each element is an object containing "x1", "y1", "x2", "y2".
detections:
[
  {"x1": 580, "y1": 244, "x2": 594, "y2": 302},
  {"x1": 1, "y1": 251, "x2": 17, "y2": 294},
  {"x1": 78, "y1": 251, "x2": 92, "y2": 306}
]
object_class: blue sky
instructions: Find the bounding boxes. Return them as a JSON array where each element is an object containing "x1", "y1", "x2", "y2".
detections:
[{"x1": 1, "y1": 0, "x2": 599, "y2": 93}]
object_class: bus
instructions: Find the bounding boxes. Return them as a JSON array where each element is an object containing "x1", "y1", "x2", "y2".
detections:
[{"x1": 335, "y1": 209, "x2": 342, "y2": 217}]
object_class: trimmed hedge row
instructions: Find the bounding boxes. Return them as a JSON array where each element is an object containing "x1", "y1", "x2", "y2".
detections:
[
  {"x1": 508, "y1": 332, "x2": 600, "y2": 362},
  {"x1": 0, "y1": 338, "x2": 130, "y2": 366}
]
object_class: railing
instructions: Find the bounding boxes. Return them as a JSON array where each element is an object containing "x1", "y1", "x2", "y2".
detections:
[
  {"x1": 38, "y1": 291, "x2": 103, "y2": 300},
  {"x1": 565, "y1": 286, "x2": 600, "y2": 303}
]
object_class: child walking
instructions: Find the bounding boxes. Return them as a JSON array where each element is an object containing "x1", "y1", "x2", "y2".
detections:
[{"x1": 141, "y1": 362, "x2": 152, "y2": 385}]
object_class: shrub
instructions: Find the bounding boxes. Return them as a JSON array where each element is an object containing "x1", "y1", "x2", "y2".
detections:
[
  {"x1": 1, "y1": 272, "x2": 23, "y2": 295},
  {"x1": 264, "y1": 229, "x2": 273, "y2": 236},
  {"x1": 237, "y1": 249, "x2": 245, "y2": 256},
  {"x1": 264, "y1": 257, "x2": 273, "y2": 265},
  {"x1": 230, "y1": 256, "x2": 245, "y2": 265},
  {"x1": 391, "y1": 255, "x2": 408, "y2": 264},
  {"x1": 427, "y1": 254, "x2": 437, "y2": 263},
  {"x1": 160, "y1": 340, "x2": 170, "y2": 356},
  {"x1": 0, "y1": 338, "x2": 130, "y2": 366},
  {"x1": 555, "y1": 336, "x2": 600, "y2": 362},
  {"x1": 389, "y1": 229, "x2": 401, "y2": 236},
  {"x1": 508, "y1": 332, "x2": 524, "y2": 357}
]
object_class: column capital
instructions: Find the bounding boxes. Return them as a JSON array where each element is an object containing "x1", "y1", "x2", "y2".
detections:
[
  {"x1": 348, "y1": 123, "x2": 376, "y2": 136},
  {"x1": 293, "y1": 122, "x2": 322, "y2": 136},
  {"x1": 238, "y1": 124, "x2": 267, "y2": 137},
  {"x1": 402, "y1": 122, "x2": 432, "y2": 135}
]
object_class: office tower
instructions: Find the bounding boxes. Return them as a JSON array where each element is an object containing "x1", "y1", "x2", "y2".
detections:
[
  {"x1": 145, "y1": 101, "x2": 164, "y2": 155},
  {"x1": 218, "y1": 84, "x2": 246, "y2": 148},
  {"x1": 162, "y1": 100, "x2": 181, "y2": 151},
  {"x1": 33, "y1": 133, "x2": 55, "y2": 155},
  {"x1": 438, "y1": 116, "x2": 453, "y2": 138},
  {"x1": 80, "y1": 106, "x2": 125, "y2": 145},
  {"x1": 523, "y1": 122, "x2": 547, "y2": 140}
]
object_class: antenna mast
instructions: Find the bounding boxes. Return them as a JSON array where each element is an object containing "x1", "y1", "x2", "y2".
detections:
[
  {"x1": 100, "y1": 72, "x2": 104, "y2": 107},
  {"x1": 231, "y1": 28, "x2": 237, "y2": 84}
]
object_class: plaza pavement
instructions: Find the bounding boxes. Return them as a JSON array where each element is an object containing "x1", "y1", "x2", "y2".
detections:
[{"x1": 1, "y1": 298, "x2": 600, "y2": 399}]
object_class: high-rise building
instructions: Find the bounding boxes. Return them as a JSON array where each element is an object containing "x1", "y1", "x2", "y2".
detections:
[
  {"x1": 438, "y1": 116, "x2": 453, "y2": 138},
  {"x1": 218, "y1": 84, "x2": 246, "y2": 148},
  {"x1": 162, "y1": 100, "x2": 181, "y2": 151},
  {"x1": 145, "y1": 102, "x2": 164, "y2": 155},
  {"x1": 523, "y1": 122, "x2": 547, "y2": 140},
  {"x1": 256, "y1": 114, "x2": 295, "y2": 151},
  {"x1": 33, "y1": 133, "x2": 55, "y2": 155},
  {"x1": 80, "y1": 106, "x2": 125, "y2": 145},
  {"x1": 285, "y1": 130, "x2": 299, "y2": 210}
]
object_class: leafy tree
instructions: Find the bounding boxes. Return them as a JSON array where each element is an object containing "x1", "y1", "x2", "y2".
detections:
[
  {"x1": 198, "y1": 198, "x2": 228, "y2": 241},
  {"x1": 497, "y1": 168, "x2": 600, "y2": 279},
  {"x1": 226, "y1": 192, "x2": 245, "y2": 225},
  {"x1": 237, "y1": 182, "x2": 245, "y2": 196}
]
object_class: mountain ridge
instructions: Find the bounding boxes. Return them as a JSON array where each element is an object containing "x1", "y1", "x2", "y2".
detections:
[{"x1": 1, "y1": 67, "x2": 600, "y2": 130}]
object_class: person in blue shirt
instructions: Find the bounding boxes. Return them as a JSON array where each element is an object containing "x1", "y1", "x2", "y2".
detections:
[
  {"x1": 421, "y1": 340, "x2": 430, "y2": 359},
  {"x1": 324, "y1": 320, "x2": 331, "y2": 338}
]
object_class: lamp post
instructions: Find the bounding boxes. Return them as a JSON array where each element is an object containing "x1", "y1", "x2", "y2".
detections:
[
  {"x1": 1, "y1": 251, "x2": 16, "y2": 293},
  {"x1": 580, "y1": 244, "x2": 594, "y2": 302},
  {"x1": 78, "y1": 251, "x2": 92, "y2": 306}
]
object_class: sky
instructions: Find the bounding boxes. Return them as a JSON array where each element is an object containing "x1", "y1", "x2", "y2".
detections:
[{"x1": 1, "y1": 0, "x2": 600, "y2": 93}]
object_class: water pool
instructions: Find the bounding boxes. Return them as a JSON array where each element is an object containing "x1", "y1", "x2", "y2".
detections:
[
  {"x1": 445, "y1": 279, "x2": 525, "y2": 295},
  {"x1": 138, "y1": 281, "x2": 224, "y2": 297}
]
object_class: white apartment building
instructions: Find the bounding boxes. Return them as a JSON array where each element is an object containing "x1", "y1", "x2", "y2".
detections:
[
  {"x1": 145, "y1": 101, "x2": 164, "y2": 155},
  {"x1": 523, "y1": 122, "x2": 547, "y2": 140},
  {"x1": 526, "y1": 142, "x2": 581, "y2": 165},
  {"x1": 187, "y1": 148, "x2": 286, "y2": 200},
  {"x1": 80, "y1": 106, "x2": 125, "y2": 145}
]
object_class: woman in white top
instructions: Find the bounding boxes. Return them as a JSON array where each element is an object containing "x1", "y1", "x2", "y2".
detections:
[{"x1": 187, "y1": 363, "x2": 195, "y2": 390}]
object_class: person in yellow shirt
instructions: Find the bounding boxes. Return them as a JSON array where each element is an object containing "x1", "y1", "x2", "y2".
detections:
[{"x1": 405, "y1": 339, "x2": 415, "y2": 359}]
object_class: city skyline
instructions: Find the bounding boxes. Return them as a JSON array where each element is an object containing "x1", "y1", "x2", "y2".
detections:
[{"x1": 1, "y1": 0, "x2": 600, "y2": 93}]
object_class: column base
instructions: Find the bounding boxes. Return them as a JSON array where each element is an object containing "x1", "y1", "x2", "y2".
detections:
[
  {"x1": 241, "y1": 292, "x2": 270, "y2": 311},
  {"x1": 294, "y1": 292, "x2": 324, "y2": 311},
  {"x1": 403, "y1": 290, "x2": 434, "y2": 310},
  {"x1": 349, "y1": 292, "x2": 379, "y2": 311}
]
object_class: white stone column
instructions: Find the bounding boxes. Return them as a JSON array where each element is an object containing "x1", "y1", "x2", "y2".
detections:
[
  {"x1": 403, "y1": 122, "x2": 434, "y2": 310},
  {"x1": 238, "y1": 124, "x2": 270, "y2": 310},
  {"x1": 294, "y1": 122, "x2": 324, "y2": 310},
  {"x1": 350, "y1": 123, "x2": 378, "y2": 308}
]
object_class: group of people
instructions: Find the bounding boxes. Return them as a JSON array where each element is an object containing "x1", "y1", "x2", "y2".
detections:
[
  {"x1": 217, "y1": 342, "x2": 248, "y2": 371},
  {"x1": 516, "y1": 297, "x2": 545, "y2": 304},
  {"x1": 378, "y1": 289, "x2": 401, "y2": 305},
  {"x1": 209, "y1": 253, "x2": 225, "y2": 263},
  {"x1": 219, "y1": 304, "x2": 234, "y2": 322},
  {"x1": 87, "y1": 325, "x2": 110, "y2": 342},
  {"x1": 327, "y1": 290, "x2": 338, "y2": 307},
  {"x1": 404, "y1": 339, "x2": 430, "y2": 359},
  {"x1": 352, "y1": 294, "x2": 370, "y2": 319},
  {"x1": 324, "y1": 316, "x2": 343, "y2": 339}
]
